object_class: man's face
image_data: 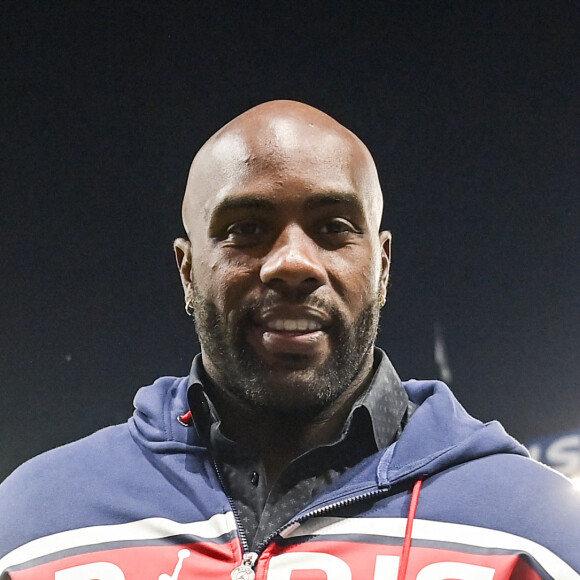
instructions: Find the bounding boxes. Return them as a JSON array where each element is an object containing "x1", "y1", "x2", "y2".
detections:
[{"x1": 178, "y1": 117, "x2": 390, "y2": 417}]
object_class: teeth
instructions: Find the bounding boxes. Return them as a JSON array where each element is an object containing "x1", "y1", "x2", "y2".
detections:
[{"x1": 266, "y1": 319, "x2": 321, "y2": 332}]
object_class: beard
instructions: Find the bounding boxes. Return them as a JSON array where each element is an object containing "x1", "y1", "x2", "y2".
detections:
[{"x1": 191, "y1": 289, "x2": 381, "y2": 418}]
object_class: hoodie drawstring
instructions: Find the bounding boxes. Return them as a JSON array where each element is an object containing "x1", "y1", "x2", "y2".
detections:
[
  {"x1": 397, "y1": 478, "x2": 423, "y2": 580},
  {"x1": 177, "y1": 410, "x2": 193, "y2": 426}
]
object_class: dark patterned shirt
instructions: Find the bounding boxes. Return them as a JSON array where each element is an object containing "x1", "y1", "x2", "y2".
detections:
[{"x1": 187, "y1": 349, "x2": 412, "y2": 551}]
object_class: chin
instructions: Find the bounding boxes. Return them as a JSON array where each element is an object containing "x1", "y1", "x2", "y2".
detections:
[
  {"x1": 236, "y1": 368, "x2": 346, "y2": 416},
  {"x1": 263, "y1": 351, "x2": 325, "y2": 371}
]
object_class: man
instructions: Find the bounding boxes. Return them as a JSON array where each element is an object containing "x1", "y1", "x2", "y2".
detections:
[{"x1": 0, "y1": 101, "x2": 579, "y2": 579}]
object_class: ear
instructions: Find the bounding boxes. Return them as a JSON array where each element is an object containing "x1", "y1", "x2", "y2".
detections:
[
  {"x1": 173, "y1": 237, "x2": 194, "y2": 303},
  {"x1": 378, "y1": 230, "x2": 392, "y2": 303}
]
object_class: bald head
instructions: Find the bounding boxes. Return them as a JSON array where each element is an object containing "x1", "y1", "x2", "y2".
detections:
[{"x1": 182, "y1": 100, "x2": 384, "y2": 236}]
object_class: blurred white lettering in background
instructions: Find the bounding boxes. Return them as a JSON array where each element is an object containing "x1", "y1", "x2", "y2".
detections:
[{"x1": 527, "y1": 431, "x2": 580, "y2": 490}]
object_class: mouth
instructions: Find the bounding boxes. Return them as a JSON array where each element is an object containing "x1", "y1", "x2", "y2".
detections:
[
  {"x1": 249, "y1": 309, "x2": 332, "y2": 357},
  {"x1": 263, "y1": 318, "x2": 323, "y2": 332}
]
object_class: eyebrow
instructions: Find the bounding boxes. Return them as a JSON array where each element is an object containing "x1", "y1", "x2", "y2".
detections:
[
  {"x1": 209, "y1": 196, "x2": 277, "y2": 219},
  {"x1": 209, "y1": 191, "x2": 365, "y2": 220},
  {"x1": 304, "y1": 192, "x2": 365, "y2": 214}
]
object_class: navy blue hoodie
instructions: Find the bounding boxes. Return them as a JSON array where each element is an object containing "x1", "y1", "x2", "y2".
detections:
[{"x1": 1, "y1": 375, "x2": 579, "y2": 579}]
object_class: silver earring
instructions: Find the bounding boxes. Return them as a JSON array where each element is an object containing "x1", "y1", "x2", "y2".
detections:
[{"x1": 185, "y1": 299, "x2": 195, "y2": 317}]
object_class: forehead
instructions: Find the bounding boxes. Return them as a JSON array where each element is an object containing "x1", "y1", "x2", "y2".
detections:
[{"x1": 183, "y1": 115, "x2": 382, "y2": 229}]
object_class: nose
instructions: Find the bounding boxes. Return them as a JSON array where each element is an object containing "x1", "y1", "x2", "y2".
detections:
[{"x1": 260, "y1": 224, "x2": 327, "y2": 292}]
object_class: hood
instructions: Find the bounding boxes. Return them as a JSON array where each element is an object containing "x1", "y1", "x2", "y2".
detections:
[
  {"x1": 380, "y1": 379, "x2": 529, "y2": 486},
  {"x1": 130, "y1": 373, "x2": 528, "y2": 491},
  {"x1": 129, "y1": 375, "x2": 194, "y2": 452},
  {"x1": 288, "y1": 377, "x2": 529, "y2": 516}
]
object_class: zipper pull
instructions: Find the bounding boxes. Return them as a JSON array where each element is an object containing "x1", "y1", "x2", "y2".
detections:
[{"x1": 231, "y1": 551, "x2": 258, "y2": 580}]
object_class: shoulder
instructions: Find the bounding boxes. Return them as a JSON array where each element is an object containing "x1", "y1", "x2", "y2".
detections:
[
  {"x1": 2, "y1": 422, "x2": 134, "y2": 488},
  {"x1": 424, "y1": 451, "x2": 580, "y2": 570},
  {"x1": 0, "y1": 374, "x2": 209, "y2": 560},
  {"x1": 0, "y1": 424, "x2": 136, "y2": 554}
]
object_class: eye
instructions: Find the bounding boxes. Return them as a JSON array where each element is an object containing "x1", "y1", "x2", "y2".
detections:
[
  {"x1": 318, "y1": 219, "x2": 358, "y2": 235},
  {"x1": 227, "y1": 221, "x2": 264, "y2": 236},
  {"x1": 223, "y1": 220, "x2": 269, "y2": 246}
]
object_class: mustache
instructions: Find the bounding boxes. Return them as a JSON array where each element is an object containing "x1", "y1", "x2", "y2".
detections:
[{"x1": 242, "y1": 294, "x2": 339, "y2": 320}]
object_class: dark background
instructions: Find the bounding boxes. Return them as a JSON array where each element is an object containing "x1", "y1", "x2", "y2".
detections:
[{"x1": 1, "y1": 1, "x2": 578, "y2": 482}]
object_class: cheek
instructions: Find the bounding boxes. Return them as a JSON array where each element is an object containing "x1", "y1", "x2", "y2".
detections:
[
  {"x1": 198, "y1": 254, "x2": 258, "y2": 309},
  {"x1": 327, "y1": 251, "x2": 380, "y2": 304}
]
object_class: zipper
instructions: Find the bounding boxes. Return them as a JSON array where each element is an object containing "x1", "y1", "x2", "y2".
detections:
[
  {"x1": 211, "y1": 457, "x2": 258, "y2": 578},
  {"x1": 230, "y1": 551, "x2": 259, "y2": 580},
  {"x1": 211, "y1": 457, "x2": 250, "y2": 551},
  {"x1": 255, "y1": 486, "x2": 391, "y2": 554},
  {"x1": 213, "y1": 451, "x2": 391, "y2": 578}
]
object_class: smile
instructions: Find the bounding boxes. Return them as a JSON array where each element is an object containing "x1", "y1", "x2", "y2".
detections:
[
  {"x1": 264, "y1": 318, "x2": 322, "y2": 332},
  {"x1": 249, "y1": 309, "x2": 331, "y2": 359}
]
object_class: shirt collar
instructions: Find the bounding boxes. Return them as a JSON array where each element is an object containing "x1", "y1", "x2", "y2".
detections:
[
  {"x1": 348, "y1": 348, "x2": 410, "y2": 448},
  {"x1": 186, "y1": 348, "x2": 409, "y2": 450}
]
